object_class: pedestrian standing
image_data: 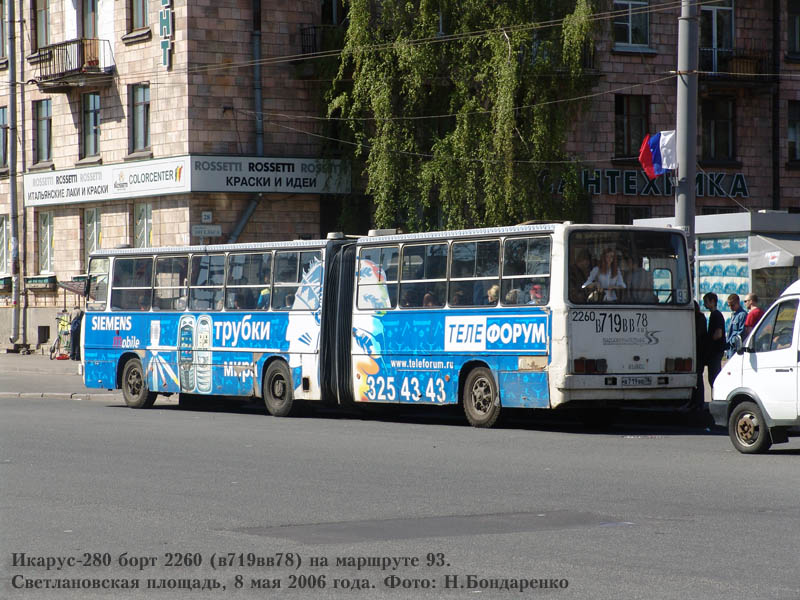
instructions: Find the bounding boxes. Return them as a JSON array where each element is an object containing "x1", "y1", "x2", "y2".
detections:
[
  {"x1": 725, "y1": 294, "x2": 747, "y2": 358},
  {"x1": 742, "y1": 293, "x2": 764, "y2": 338},
  {"x1": 691, "y1": 300, "x2": 707, "y2": 411},
  {"x1": 703, "y1": 292, "x2": 725, "y2": 386},
  {"x1": 69, "y1": 306, "x2": 83, "y2": 361}
]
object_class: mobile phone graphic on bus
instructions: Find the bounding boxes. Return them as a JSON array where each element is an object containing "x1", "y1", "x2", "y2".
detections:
[
  {"x1": 195, "y1": 315, "x2": 213, "y2": 394},
  {"x1": 178, "y1": 315, "x2": 196, "y2": 392}
]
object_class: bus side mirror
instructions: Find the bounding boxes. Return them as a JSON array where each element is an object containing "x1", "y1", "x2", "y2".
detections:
[{"x1": 82, "y1": 279, "x2": 90, "y2": 297}]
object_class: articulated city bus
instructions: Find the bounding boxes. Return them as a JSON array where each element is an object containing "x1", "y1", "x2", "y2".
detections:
[{"x1": 82, "y1": 223, "x2": 694, "y2": 426}]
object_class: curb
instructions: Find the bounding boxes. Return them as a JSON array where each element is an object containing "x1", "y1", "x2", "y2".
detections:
[{"x1": 0, "y1": 392, "x2": 123, "y2": 402}]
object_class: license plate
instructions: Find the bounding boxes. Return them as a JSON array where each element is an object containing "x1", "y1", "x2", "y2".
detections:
[{"x1": 621, "y1": 376, "x2": 652, "y2": 386}]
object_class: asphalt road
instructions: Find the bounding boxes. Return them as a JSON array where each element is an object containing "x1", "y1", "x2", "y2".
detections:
[{"x1": 2, "y1": 395, "x2": 799, "y2": 600}]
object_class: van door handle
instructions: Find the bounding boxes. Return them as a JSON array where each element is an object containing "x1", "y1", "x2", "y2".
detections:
[{"x1": 775, "y1": 368, "x2": 793, "y2": 372}]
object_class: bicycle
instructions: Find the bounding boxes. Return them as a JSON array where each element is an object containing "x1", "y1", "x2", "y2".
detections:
[{"x1": 49, "y1": 312, "x2": 72, "y2": 360}]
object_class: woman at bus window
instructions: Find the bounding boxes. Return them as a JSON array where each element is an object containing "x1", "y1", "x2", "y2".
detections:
[
  {"x1": 582, "y1": 248, "x2": 625, "y2": 302},
  {"x1": 487, "y1": 284, "x2": 499, "y2": 305},
  {"x1": 423, "y1": 292, "x2": 437, "y2": 307}
]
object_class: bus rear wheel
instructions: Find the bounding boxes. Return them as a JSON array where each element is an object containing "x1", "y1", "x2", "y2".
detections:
[
  {"x1": 463, "y1": 367, "x2": 500, "y2": 428},
  {"x1": 121, "y1": 358, "x2": 156, "y2": 408},
  {"x1": 263, "y1": 361, "x2": 294, "y2": 417}
]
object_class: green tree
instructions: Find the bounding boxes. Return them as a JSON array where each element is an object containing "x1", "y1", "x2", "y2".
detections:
[{"x1": 328, "y1": 0, "x2": 594, "y2": 232}]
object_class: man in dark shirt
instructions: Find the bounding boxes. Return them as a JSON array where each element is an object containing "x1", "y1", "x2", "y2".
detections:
[{"x1": 703, "y1": 292, "x2": 725, "y2": 386}]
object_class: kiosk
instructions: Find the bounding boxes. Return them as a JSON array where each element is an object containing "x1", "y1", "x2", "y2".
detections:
[{"x1": 635, "y1": 212, "x2": 800, "y2": 321}]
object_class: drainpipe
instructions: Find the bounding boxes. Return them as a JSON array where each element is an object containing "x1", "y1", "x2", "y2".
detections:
[
  {"x1": 228, "y1": 0, "x2": 264, "y2": 243},
  {"x1": 7, "y1": 0, "x2": 19, "y2": 344},
  {"x1": 772, "y1": 1, "x2": 780, "y2": 210}
]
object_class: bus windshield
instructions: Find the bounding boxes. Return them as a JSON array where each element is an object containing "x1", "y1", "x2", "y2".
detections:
[{"x1": 568, "y1": 230, "x2": 690, "y2": 305}]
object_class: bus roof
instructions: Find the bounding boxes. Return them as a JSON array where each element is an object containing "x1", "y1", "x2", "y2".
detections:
[
  {"x1": 355, "y1": 222, "x2": 684, "y2": 245},
  {"x1": 89, "y1": 238, "x2": 330, "y2": 258}
]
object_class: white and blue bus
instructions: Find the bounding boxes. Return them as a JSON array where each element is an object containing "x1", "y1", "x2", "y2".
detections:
[{"x1": 82, "y1": 223, "x2": 695, "y2": 426}]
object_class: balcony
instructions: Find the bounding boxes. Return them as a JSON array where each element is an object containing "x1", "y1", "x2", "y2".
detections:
[
  {"x1": 32, "y1": 39, "x2": 115, "y2": 91},
  {"x1": 699, "y1": 46, "x2": 776, "y2": 91}
]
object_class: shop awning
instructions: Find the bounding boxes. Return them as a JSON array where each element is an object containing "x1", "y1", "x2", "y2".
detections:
[{"x1": 749, "y1": 235, "x2": 800, "y2": 270}]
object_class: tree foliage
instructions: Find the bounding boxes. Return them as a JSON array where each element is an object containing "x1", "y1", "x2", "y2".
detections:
[{"x1": 328, "y1": 0, "x2": 595, "y2": 231}]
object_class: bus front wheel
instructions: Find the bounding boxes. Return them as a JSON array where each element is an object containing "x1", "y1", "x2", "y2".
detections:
[
  {"x1": 263, "y1": 361, "x2": 294, "y2": 417},
  {"x1": 729, "y1": 401, "x2": 772, "y2": 454},
  {"x1": 121, "y1": 358, "x2": 156, "y2": 408},
  {"x1": 463, "y1": 367, "x2": 500, "y2": 428}
]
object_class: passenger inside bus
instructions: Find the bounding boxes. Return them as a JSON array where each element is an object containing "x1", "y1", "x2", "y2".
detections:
[
  {"x1": 582, "y1": 247, "x2": 625, "y2": 302},
  {"x1": 621, "y1": 253, "x2": 657, "y2": 303},
  {"x1": 568, "y1": 248, "x2": 593, "y2": 302},
  {"x1": 257, "y1": 274, "x2": 271, "y2": 309},
  {"x1": 527, "y1": 284, "x2": 545, "y2": 305},
  {"x1": 487, "y1": 285, "x2": 499, "y2": 305}
]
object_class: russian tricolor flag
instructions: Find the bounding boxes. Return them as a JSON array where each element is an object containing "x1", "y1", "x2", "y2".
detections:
[{"x1": 638, "y1": 130, "x2": 677, "y2": 180}]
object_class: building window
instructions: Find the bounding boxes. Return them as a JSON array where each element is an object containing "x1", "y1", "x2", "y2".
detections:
[
  {"x1": 614, "y1": 95, "x2": 649, "y2": 158},
  {"x1": 700, "y1": 0, "x2": 733, "y2": 72},
  {"x1": 613, "y1": 1, "x2": 648, "y2": 47},
  {"x1": 34, "y1": 0, "x2": 49, "y2": 50},
  {"x1": 0, "y1": 214, "x2": 8, "y2": 275},
  {"x1": 0, "y1": 106, "x2": 7, "y2": 167},
  {"x1": 130, "y1": 84, "x2": 150, "y2": 152},
  {"x1": 82, "y1": 92, "x2": 100, "y2": 158},
  {"x1": 84, "y1": 207, "x2": 101, "y2": 269},
  {"x1": 0, "y1": 0, "x2": 6, "y2": 58},
  {"x1": 34, "y1": 99, "x2": 52, "y2": 163},
  {"x1": 131, "y1": 0, "x2": 147, "y2": 30},
  {"x1": 38, "y1": 211, "x2": 54, "y2": 273},
  {"x1": 790, "y1": 1, "x2": 800, "y2": 56},
  {"x1": 789, "y1": 101, "x2": 800, "y2": 162},
  {"x1": 134, "y1": 203, "x2": 152, "y2": 248},
  {"x1": 83, "y1": 0, "x2": 97, "y2": 38},
  {"x1": 702, "y1": 97, "x2": 734, "y2": 161},
  {"x1": 615, "y1": 205, "x2": 652, "y2": 224},
  {"x1": 700, "y1": 206, "x2": 738, "y2": 215}
]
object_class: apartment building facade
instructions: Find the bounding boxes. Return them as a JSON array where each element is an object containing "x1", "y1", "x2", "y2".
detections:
[
  {"x1": 0, "y1": 0, "x2": 350, "y2": 345},
  {"x1": 2, "y1": 1, "x2": 800, "y2": 347},
  {"x1": 572, "y1": 1, "x2": 800, "y2": 223}
]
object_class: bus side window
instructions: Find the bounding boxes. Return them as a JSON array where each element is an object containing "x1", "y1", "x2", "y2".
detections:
[
  {"x1": 87, "y1": 257, "x2": 110, "y2": 311},
  {"x1": 226, "y1": 252, "x2": 271, "y2": 311},
  {"x1": 502, "y1": 236, "x2": 551, "y2": 306},
  {"x1": 111, "y1": 257, "x2": 153, "y2": 311},
  {"x1": 154, "y1": 256, "x2": 188, "y2": 311},
  {"x1": 357, "y1": 245, "x2": 399, "y2": 310},
  {"x1": 399, "y1": 243, "x2": 447, "y2": 308},
  {"x1": 273, "y1": 250, "x2": 321, "y2": 311},
  {"x1": 449, "y1": 240, "x2": 499, "y2": 307},
  {"x1": 189, "y1": 254, "x2": 225, "y2": 311}
]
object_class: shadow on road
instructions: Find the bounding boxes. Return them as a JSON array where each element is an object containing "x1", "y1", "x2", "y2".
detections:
[{"x1": 114, "y1": 395, "x2": 731, "y2": 438}]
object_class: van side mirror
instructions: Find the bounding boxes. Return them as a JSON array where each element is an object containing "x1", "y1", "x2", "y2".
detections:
[{"x1": 732, "y1": 335, "x2": 744, "y2": 355}]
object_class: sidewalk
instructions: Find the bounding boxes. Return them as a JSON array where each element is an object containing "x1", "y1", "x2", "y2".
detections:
[{"x1": 0, "y1": 350, "x2": 122, "y2": 402}]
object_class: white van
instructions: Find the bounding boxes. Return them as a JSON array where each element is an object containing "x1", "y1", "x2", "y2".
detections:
[{"x1": 710, "y1": 280, "x2": 800, "y2": 453}]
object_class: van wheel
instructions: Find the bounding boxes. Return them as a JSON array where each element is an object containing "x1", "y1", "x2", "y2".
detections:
[
  {"x1": 263, "y1": 361, "x2": 294, "y2": 417},
  {"x1": 122, "y1": 358, "x2": 156, "y2": 408},
  {"x1": 729, "y1": 401, "x2": 772, "y2": 454},
  {"x1": 463, "y1": 367, "x2": 500, "y2": 428}
]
